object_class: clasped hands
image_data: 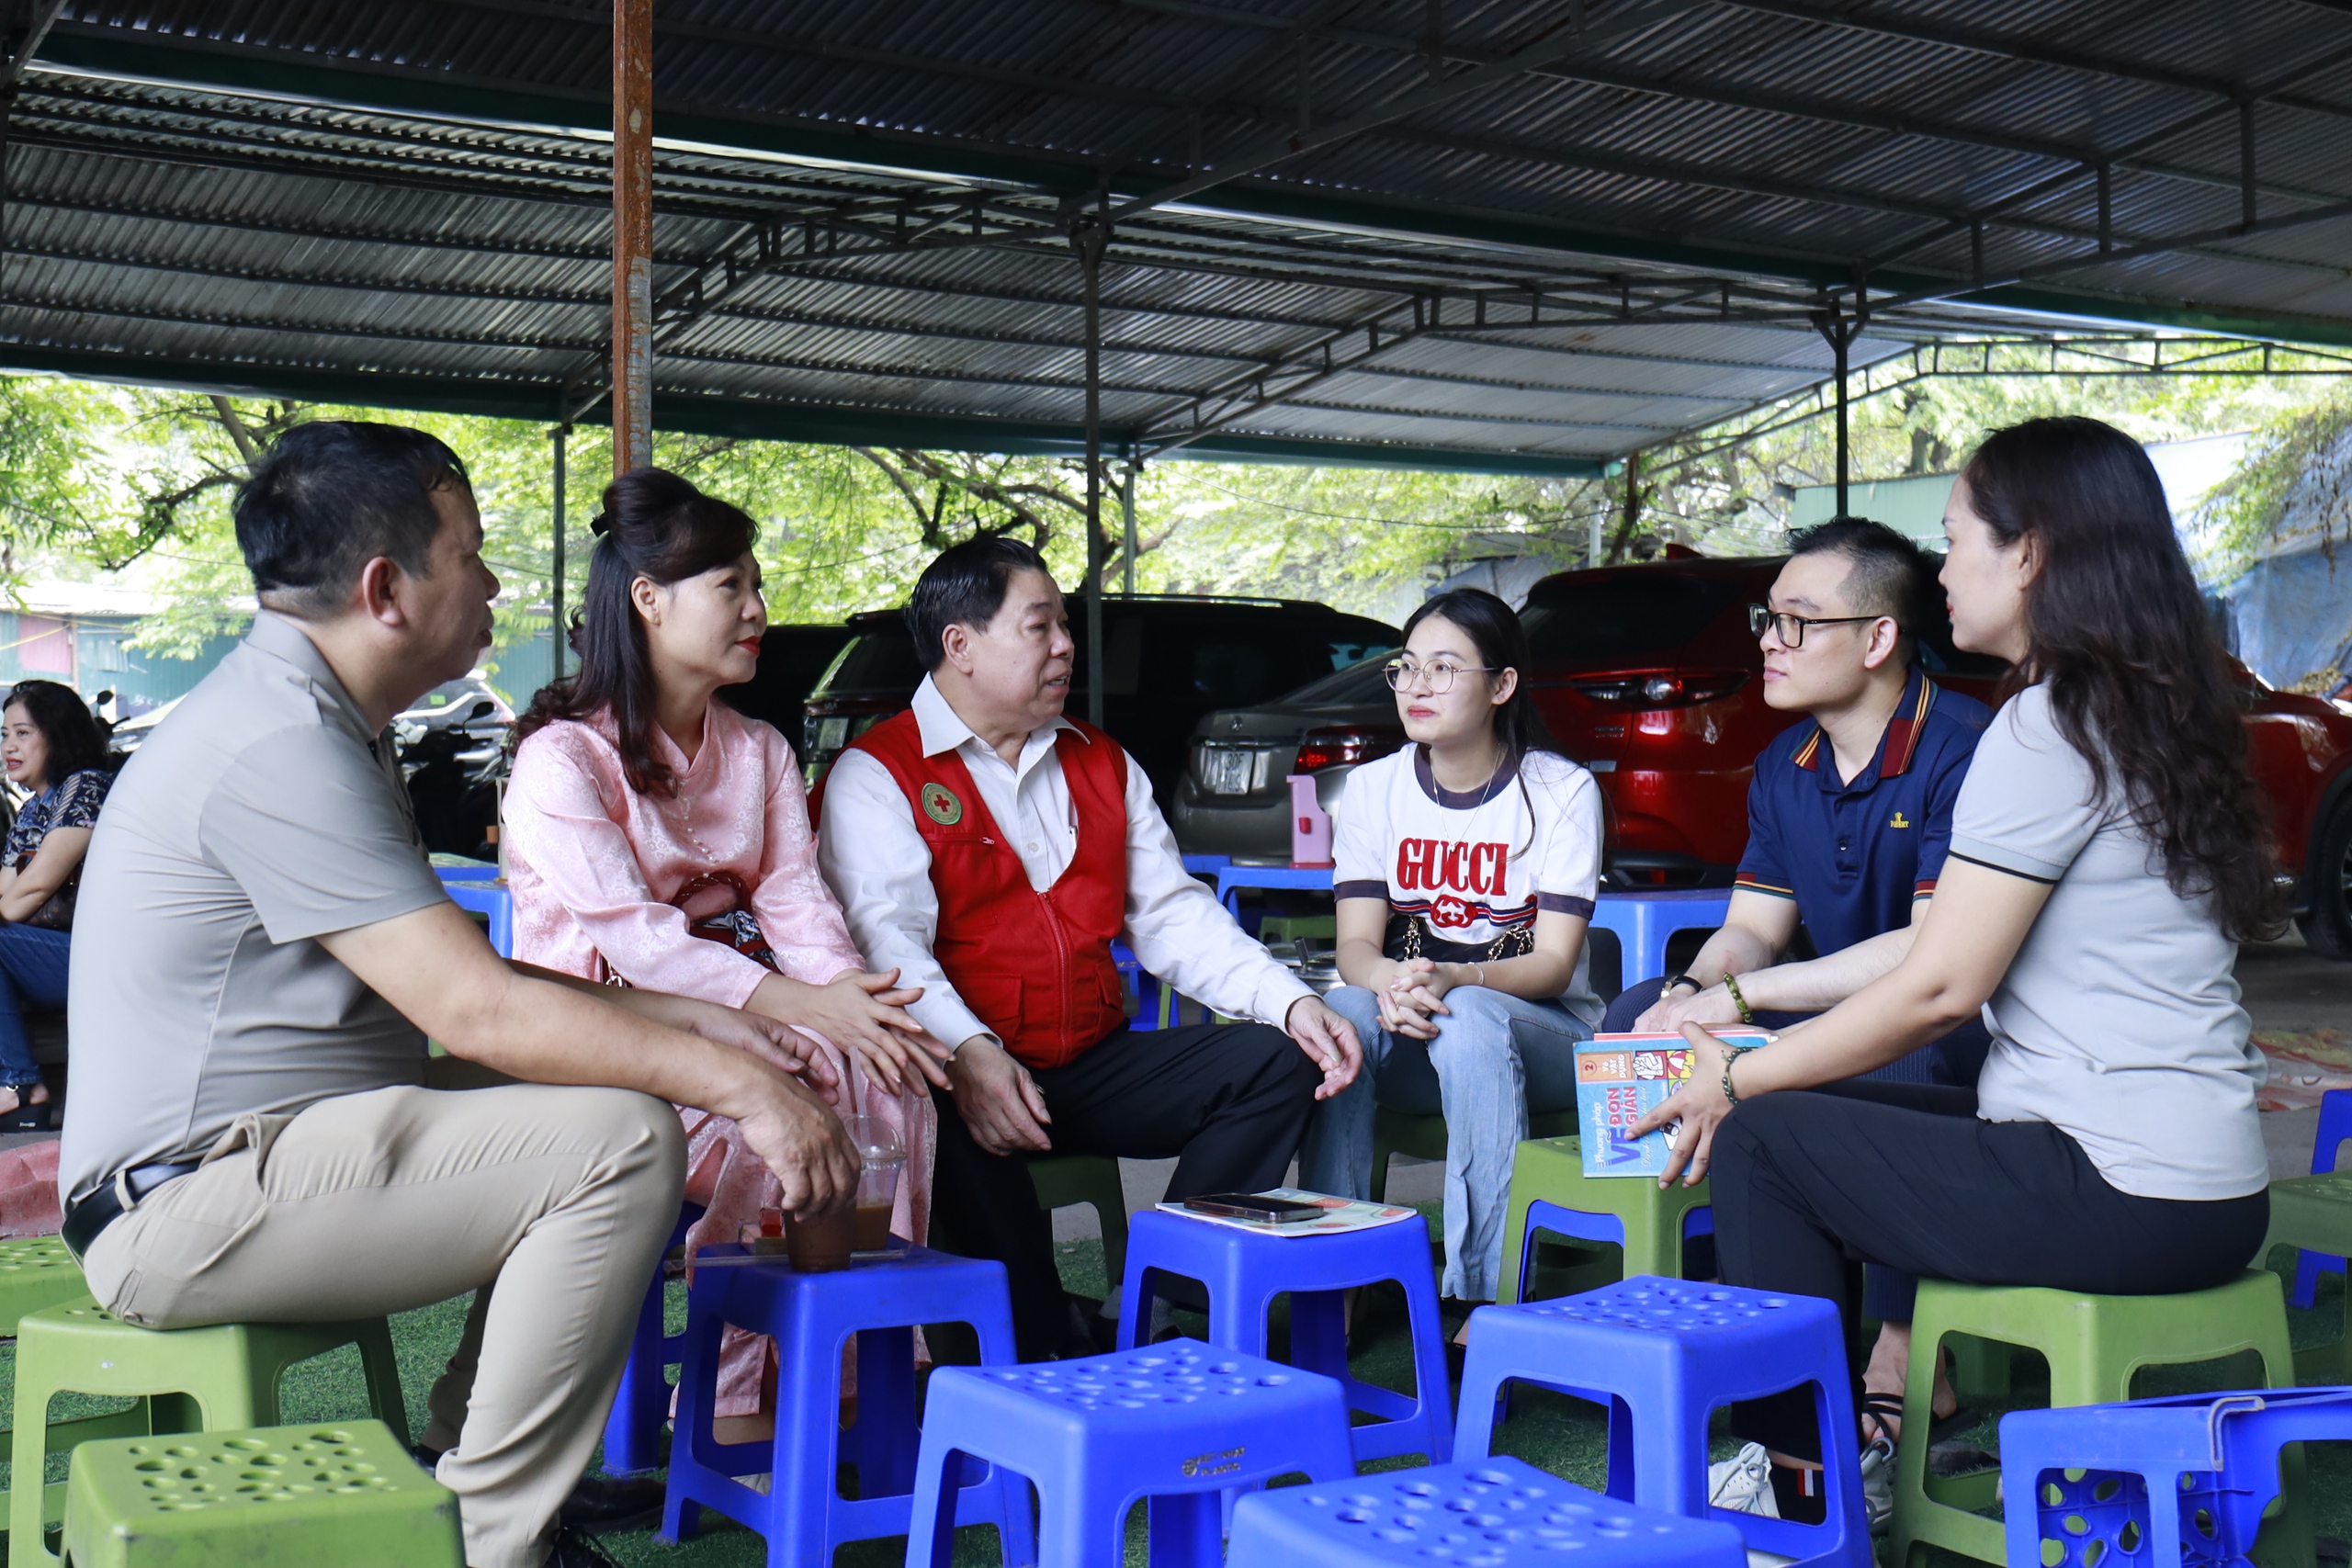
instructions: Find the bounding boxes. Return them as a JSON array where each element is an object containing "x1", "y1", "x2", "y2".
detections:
[{"x1": 1367, "y1": 956, "x2": 1460, "y2": 1039}]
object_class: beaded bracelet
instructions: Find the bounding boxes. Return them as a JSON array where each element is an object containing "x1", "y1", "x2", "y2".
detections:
[
  {"x1": 1722, "y1": 972, "x2": 1757, "y2": 1025},
  {"x1": 1720, "y1": 1042, "x2": 1762, "y2": 1105}
]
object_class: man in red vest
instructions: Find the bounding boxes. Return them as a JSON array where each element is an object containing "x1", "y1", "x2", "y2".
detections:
[{"x1": 818, "y1": 537, "x2": 1363, "y2": 1359}]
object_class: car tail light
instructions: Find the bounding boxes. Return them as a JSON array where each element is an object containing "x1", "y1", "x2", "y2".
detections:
[
  {"x1": 1569, "y1": 671, "x2": 1750, "y2": 709},
  {"x1": 1294, "y1": 725, "x2": 1408, "y2": 773}
]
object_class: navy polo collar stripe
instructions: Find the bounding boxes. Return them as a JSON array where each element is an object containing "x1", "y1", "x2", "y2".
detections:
[{"x1": 1789, "y1": 664, "x2": 1934, "y2": 779}]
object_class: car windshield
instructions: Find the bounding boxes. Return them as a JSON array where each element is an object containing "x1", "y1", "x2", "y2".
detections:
[
  {"x1": 1521, "y1": 575, "x2": 1742, "y2": 664},
  {"x1": 827, "y1": 626, "x2": 925, "y2": 692},
  {"x1": 1281, "y1": 650, "x2": 1397, "y2": 705}
]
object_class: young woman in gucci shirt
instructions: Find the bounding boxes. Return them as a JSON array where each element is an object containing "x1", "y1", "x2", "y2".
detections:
[{"x1": 1298, "y1": 587, "x2": 1604, "y2": 1305}]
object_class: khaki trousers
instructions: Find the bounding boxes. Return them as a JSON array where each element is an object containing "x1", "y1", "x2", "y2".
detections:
[{"x1": 79, "y1": 1079, "x2": 685, "y2": 1568}]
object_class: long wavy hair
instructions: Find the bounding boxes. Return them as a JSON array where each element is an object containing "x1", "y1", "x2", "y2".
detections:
[
  {"x1": 1962, "y1": 416, "x2": 2281, "y2": 940},
  {"x1": 514, "y1": 468, "x2": 757, "y2": 797}
]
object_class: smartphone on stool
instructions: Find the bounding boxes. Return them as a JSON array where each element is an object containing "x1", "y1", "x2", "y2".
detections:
[{"x1": 1182, "y1": 1192, "x2": 1324, "y2": 1224}]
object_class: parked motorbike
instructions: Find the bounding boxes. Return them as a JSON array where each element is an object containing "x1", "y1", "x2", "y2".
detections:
[{"x1": 398, "y1": 697, "x2": 506, "y2": 859}]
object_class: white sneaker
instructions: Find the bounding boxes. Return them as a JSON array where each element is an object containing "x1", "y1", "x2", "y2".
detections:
[
  {"x1": 1708, "y1": 1442, "x2": 1779, "y2": 1517},
  {"x1": 1860, "y1": 1434, "x2": 1896, "y2": 1533}
]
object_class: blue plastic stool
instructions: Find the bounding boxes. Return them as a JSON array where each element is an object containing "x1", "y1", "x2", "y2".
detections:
[
  {"x1": 906, "y1": 1339, "x2": 1358, "y2": 1568},
  {"x1": 1227, "y1": 1453, "x2": 1748, "y2": 1568},
  {"x1": 600, "y1": 1200, "x2": 703, "y2": 1475},
  {"x1": 2289, "y1": 1089, "x2": 2352, "y2": 1307},
  {"x1": 1588, "y1": 890, "x2": 1732, "y2": 985},
  {"x1": 1116, "y1": 1206, "x2": 1451, "y2": 1465},
  {"x1": 1455, "y1": 1279, "x2": 1869, "y2": 1568},
  {"x1": 1999, "y1": 1388, "x2": 2343, "y2": 1568},
  {"x1": 1511, "y1": 1198, "x2": 1714, "y2": 1298},
  {"x1": 661, "y1": 1242, "x2": 1032, "y2": 1567},
  {"x1": 443, "y1": 880, "x2": 514, "y2": 956}
]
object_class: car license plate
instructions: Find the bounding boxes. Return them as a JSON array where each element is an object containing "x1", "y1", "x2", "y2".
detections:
[{"x1": 1205, "y1": 748, "x2": 1256, "y2": 795}]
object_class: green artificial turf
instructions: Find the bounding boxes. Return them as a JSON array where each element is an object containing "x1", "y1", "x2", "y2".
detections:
[{"x1": 2, "y1": 1235, "x2": 2346, "y2": 1566}]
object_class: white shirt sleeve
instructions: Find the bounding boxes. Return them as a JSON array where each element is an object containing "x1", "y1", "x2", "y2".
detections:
[
  {"x1": 813, "y1": 748, "x2": 995, "y2": 1051},
  {"x1": 1331, "y1": 759, "x2": 1389, "y2": 895},
  {"x1": 1116, "y1": 750, "x2": 1316, "y2": 1029}
]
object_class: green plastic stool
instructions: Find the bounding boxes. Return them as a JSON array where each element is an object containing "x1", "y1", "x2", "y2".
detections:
[
  {"x1": 2260, "y1": 1169, "x2": 2352, "y2": 1382},
  {"x1": 1367, "y1": 1108, "x2": 1577, "y2": 1203},
  {"x1": 0, "y1": 1236, "x2": 93, "y2": 1331},
  {"x1": 60, "y1": 1419, "x2": 459, "y2": 1567},
  {"x1": 13, "y1": 1302, "x2": 413, "y2": 1568},
  {"x1": 1496, "y1": 1135, "x2": 1711, "y2": 1303},
  {"x1": 1258, "y1": 916, "x2": 1337, "y2": 942},
  {"x1": 1890, "y1": 1269, "x2": 2310, "y2": 1568},
  {"x1": 0, "y1": 1236, "x2": 106, "y2": 1548},
  {"x1": 1028, "y1": 1154, "x2": 1129, "y2": 1292}
]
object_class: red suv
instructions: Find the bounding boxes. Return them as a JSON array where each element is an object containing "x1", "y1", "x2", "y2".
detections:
[{"x1": 1514, "y1": 558, "x2": 2352, "y2": 958}]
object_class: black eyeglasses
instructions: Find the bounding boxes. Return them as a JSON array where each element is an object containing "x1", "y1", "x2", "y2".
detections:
[{"x1": 1747, "y1": 604, "x2": 1882, "y2": 649}]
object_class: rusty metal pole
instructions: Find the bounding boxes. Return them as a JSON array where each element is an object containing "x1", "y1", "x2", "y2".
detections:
[
  {"x1": 1076, "y1": 214, "x2": 1109, "y2": 728},
  {"x1": 610, "y1": 0, "x2": 653, "y2": 475},
  {"x1": 1833, "y1": 320, "x2": 1850, "y2": 516}
]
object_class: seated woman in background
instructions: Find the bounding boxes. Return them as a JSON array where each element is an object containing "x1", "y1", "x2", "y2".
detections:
[
  {"x1": 504, "y1": 468, "x2": 947, "y2": 1426},
  {"x1": 1633, "y1": 416, "x2": 2279, "y2": 1523},
  {"x1": 1299, "y1": 587, "x2": 1606, "y2": 1312},
  {"x1": 0, "y1": 680, "x2": 113, "y2": 1129}
]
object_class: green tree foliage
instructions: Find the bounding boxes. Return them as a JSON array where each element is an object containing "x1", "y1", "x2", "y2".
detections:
[
  {"x1": 3, "y1": 347, "x2": 2347, "y2": 694},
  {"x1": 2196, "y1": 393, "x2": 2352, "y2": 588}
]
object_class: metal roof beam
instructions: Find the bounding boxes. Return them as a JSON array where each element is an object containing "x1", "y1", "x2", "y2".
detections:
[
  {"x1": 1099, "y1": 0, "x2": 2352, "y2": 205},
  {"x1": 1270, "y1": 396, "x2": 1676, "y2": 434},
  {"x1": 1369, "y1": 122, "x2": 2348, "y2": 276},
  {"x1": 1721, "y1": 0, "x2": 2342, "y2": 112},
  {"x1": 7, "y1": 240, "x2": 1306, "y2": 372},
  {"x1": 0, "y1": 188, "x2": 700, "y2": 265},
  {"x1": 1114, "y1": 0, "x2": 1707, "y2": 219},
  {"x1": 1, "y1": 1, "x2": 64, "y2": 89},
  {"x1": 0, "y1": 287, "x2": 1213, "y2": 400},
  {"x1": 1864, "y1": 36, "x2": 2352, "y2": 273},
  {"x1": 1872, "y1": 189, "x2": 2352, "y2": 314}
]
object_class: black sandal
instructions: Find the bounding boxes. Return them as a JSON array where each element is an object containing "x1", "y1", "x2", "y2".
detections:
[
  {"x1": 0, "y1": 1096, "x2": 51, "y2": 1132},
  {"x1": 1861, "y1": 1392, "x2": 1979, "y2": 1448}
]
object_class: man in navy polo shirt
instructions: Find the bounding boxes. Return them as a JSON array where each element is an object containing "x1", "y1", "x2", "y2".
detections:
[
  {"x1": 1607, "y1": 518, "x2": 1991, "y2": 1077},
  {"x1": 1601, "y1": 516, "x2": 1992, "y2": 1469}
]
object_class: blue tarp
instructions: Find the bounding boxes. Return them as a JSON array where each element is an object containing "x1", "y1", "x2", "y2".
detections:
[{"x1": 2217, "y1": 544, "x2": 2352, "y2": 692}]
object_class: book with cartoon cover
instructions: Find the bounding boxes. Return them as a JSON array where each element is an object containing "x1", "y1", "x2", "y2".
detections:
[{"x1": 1573, "y1": 1030, "x2": 1773, "y2": 1178}]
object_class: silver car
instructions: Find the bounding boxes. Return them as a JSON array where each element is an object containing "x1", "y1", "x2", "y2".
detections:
[{"x1": 1171, "y1": 652, "x2": 1404, "y2": 863}]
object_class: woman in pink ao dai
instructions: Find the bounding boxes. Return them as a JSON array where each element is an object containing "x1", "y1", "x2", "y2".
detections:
[{"x1": 504, "y1": 468, "x2": 949, "y2": 1425}]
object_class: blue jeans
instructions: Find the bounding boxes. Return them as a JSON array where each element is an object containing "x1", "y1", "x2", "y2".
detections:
[
  {"x1": 1299, "y1": 984, "x2": 1592, "y2": 1301},
  {"x1": 0, "y1": 923, "x2": 67, "y2": 1089}
]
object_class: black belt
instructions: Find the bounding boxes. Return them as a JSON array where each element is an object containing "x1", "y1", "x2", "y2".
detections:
[{"x1": 62, "y1": 1162, "x2": 199, "y2": 1262}]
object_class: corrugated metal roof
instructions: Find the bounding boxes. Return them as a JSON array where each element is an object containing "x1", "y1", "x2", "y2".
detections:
[{"x1": 4, "y1": 1, "x2": 2350, "y2": 471}]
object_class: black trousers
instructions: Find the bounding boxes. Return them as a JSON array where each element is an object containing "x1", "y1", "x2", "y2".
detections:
[
  {"x1": 1712, "y1": 1080, "x2": 2269, "y2": 1460},
  {"x1": 1603, "y1": 975, "x2": 1995, "y2": 1322},
  {"x1": 928, "y1": 1021, "x2": 1324, "y2": 1359}
]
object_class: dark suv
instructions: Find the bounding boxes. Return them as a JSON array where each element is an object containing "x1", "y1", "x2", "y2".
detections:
[{"x1": 795, "y1": 596, "x2": 1398, "y2": 800}]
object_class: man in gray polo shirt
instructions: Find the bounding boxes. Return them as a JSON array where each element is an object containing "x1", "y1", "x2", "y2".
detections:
[{"x1": 62, "y1": 423, "x2": 859, "y2": 1568}]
